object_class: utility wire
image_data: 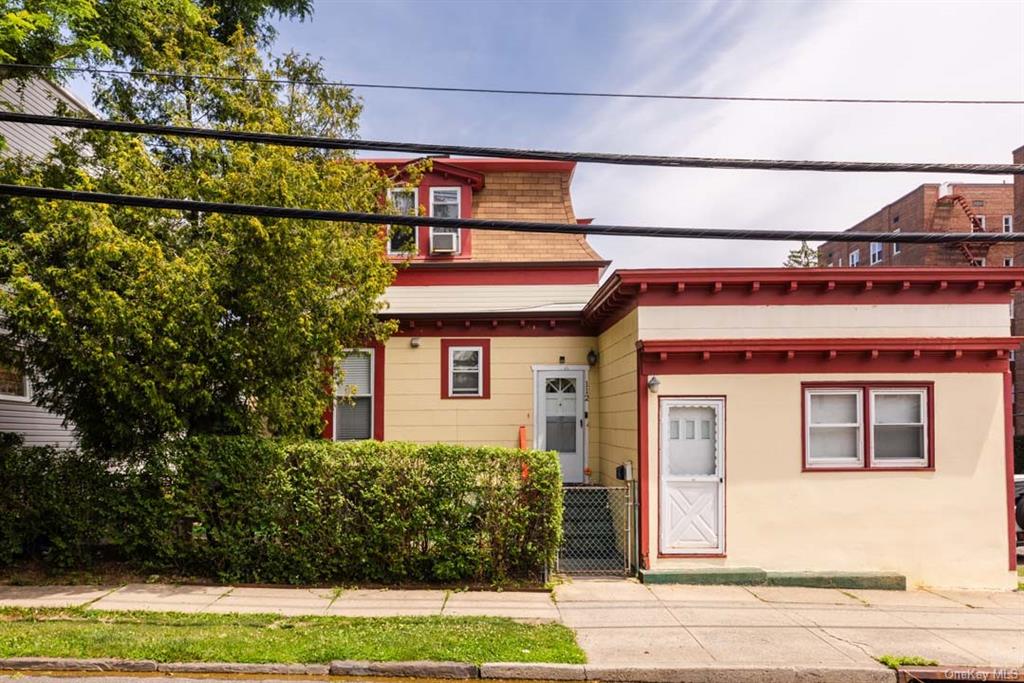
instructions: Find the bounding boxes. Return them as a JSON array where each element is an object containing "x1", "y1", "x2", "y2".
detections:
[
  {"x1": 2, "y1": 183, "x2": 1022, "y2": 244},
  {"x1": 3, "y1": 63, "x2": 1022, "y2": 106},
  {"x1": 2, "y1": 111, "x2": 1021, "y2": 176}
]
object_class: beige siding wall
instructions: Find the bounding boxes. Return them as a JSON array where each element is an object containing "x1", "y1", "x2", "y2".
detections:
[
  {"x1": 594, "y1": 309, "x2": 639, "y2": 485},
  {"x1": 645, "y1": 372, "x2": 1014, "y2": 589},
  {"x1": 638, "y1": 303, "x2": 1011, "y2": 340},
  {"x1": 384, "y1": 336, "x2": 599, "y2": 464}
]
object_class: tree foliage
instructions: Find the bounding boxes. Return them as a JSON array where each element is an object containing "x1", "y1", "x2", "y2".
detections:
[
  {"x1": 783, "y1": 241, "x2": 820, "y2": 268},
  {"x1": 0, "y1": 0, "x2": 310, "y2": 69},
  {"x1": 0, "y1": 11, "x2": 404, "y2": 453}
]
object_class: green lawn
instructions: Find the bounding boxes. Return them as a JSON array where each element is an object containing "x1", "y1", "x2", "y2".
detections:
[{"x1": 0, "y1": 608, "x2": 584, "y2": 665}]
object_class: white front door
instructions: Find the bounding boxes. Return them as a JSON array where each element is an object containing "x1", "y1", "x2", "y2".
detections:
[
  {"x1": 660, "y1": 398, "x2": 725, "y2": 554},
  {"x1": 535, "y1": 368, "x2": 586, "y2": 484}
]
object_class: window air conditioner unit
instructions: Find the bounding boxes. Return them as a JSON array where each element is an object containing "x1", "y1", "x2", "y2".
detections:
[{"x1": 431, "y1": 230, "x2": 458, "y2": 254}]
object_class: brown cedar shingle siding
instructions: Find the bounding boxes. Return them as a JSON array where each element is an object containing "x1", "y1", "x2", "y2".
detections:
[{"x1": 471, "y1": 171, "x2": 603, "y2": 263}]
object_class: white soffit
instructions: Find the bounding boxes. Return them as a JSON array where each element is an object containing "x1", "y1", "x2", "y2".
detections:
[{"x1": 382, "y1": 284, "x2": 599, "y2": 314}]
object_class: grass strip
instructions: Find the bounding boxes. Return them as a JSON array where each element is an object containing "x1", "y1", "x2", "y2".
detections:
[{"x1": 0, "y1": 607, "x2": 584, "y2": 665}]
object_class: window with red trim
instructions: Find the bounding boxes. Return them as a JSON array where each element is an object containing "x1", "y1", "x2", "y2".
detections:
[
  {"x1": 441, "y1": 339, "x2": 490, "y2": 399},
  {"x1": 803, "y1": 383, "x2": 932, "y2": 470}
]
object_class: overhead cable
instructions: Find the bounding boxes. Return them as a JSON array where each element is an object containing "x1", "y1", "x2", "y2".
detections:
[
  {"x1": 3, "y1": 63, "x2": 1022, "y2": 106},
  {"x1": 1, "y1": 111, "x2": 1021, "y2": 175},
  {"x1": 2, "y1": 183, "x2": 1023, "y2": 244}
]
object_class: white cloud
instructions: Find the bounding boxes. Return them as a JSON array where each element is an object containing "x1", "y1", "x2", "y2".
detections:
[{"x1": 573, "y1": 0, "x2": 1024, "y2": 270}]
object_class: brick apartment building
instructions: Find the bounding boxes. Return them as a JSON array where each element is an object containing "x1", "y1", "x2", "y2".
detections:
[{"x1": 819, "y1": 154, "x2": 1024, "y2": 433}]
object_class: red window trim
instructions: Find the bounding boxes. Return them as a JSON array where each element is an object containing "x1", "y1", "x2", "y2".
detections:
[
  {"x1": 800, "y1": 381, "x2": 935, "y2": 472},
  {"x1": 321, "y1": 343, "x2": 385, "y2": 441},
  {"x1": 441, "y1": 338, "x2": 491, "y2": 399}
]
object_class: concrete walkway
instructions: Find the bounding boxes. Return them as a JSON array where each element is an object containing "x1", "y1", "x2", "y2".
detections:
[{"x1": 1, "y1": 580, "x2": 1021, "y2": 667}]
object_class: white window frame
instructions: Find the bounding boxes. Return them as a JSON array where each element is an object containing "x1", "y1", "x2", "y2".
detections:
[
  {"x1": 448, "y1": 344, "x2": 482, "y2": 397},
  {"x1": 975, "y1": 215, "x2": 986, "y2": 230},
  {"x1": 892, "y1": 229, "x2": 901, "y2": 255},
  {"x1": 868, "y1": 388, "x2": 928, "y2": 469},
  {"x1": 869, "y1": 242, "x2": 882, "y2": 265},
  {"x1": 804, "y1": 388, "x2": 864, "y2": 469},
  {"x1": 1004, "y1": 215, "x2": 1013, "y2": 233},
  {"x1": 1005, "y1": 257, "x2": 1014, "y2": 267},
  {"x1": 971, "y1": 257, "x2": 987, "y2": 267},
  {"x1": 429, "y1": 186, "x2": 461, "y2": 254},
  {"x1": 837, "y1": 257, "x2": 843, "y2": 267},
  {"x1": 334, "y1": 348, "x2": 373, "y2": 441},
  {"x1": 849, "y1": 249, "x2": 860, "y2": 267},
  {"x1": 386, "y1": 187, "x2": 419, "y2": 255},
  {"x1": 0, "y1": 366, "x2": 31, "y2": 402}
]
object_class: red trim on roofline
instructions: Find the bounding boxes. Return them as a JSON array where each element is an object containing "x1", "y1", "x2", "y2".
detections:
[
  {"x1": 637, "y1": 337, "x2": 1020, "y2": 376},
  {"x1": 363, "y1": 157, "x2": 576, "y2": 175},
  {"x1": 388, "y1": 314, "x2": 592, "y2": 337},
  {"x1": 585, "y1": 267, "x2": 1024, "y2": 330},
  {"x1": 392, "y1": 262, "x2": 606, "y2": 286}
]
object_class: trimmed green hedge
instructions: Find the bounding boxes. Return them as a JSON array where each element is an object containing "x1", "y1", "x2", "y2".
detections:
[{"x1": 0, "y1": 436, "x2": 562, "y2": 584}]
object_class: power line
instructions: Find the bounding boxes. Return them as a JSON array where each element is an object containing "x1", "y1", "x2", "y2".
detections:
[
  {"x1": 3, "y1": 63, "x2": 1022, "y2": 106},
  {"x1": 2, "y1": 182, "x2": 1023, "y2": 244},
  {"x1": 2, "y1": 111, "x2": 1021, "y2": 176}
]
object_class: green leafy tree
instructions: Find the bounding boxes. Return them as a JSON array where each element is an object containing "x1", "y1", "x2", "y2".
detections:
[
  {"x1": 784, "y1": 241, "x2": 820, "y2": 268},
  {"x1": 0, "y1": 0, "x2": 310, "y2": 70},
  {"x1": 0, "y1": 13, "x2": 403, "y2": 454}
]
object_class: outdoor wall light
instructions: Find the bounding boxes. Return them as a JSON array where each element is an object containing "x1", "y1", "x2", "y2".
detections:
[
  {"x1": 410, "y1": 337, "x2": 421, "y2": 348},
  {"x1": 587, "y1": 349, "x2": 599, "y2": 366},
  {"x1": 647, "y1": 375, "x2": 661, "y2": 393}
]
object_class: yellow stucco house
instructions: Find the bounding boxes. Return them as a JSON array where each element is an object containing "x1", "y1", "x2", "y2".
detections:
[{"x1": 325, "y1": 157, "x2": 1021, "y2": 590}]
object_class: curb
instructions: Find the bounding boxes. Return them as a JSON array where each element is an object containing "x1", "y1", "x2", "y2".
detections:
[{"x1": 0, "y1": 658, "x2": 898, "y2": 682}]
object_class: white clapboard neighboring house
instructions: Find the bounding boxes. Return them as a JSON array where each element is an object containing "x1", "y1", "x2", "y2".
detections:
[{"x1": 0, "y1": 76, "x2": 91, "y2": 447}]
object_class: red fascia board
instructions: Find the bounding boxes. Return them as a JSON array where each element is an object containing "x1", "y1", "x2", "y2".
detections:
[
  {"x1": 362, "y1": 157, "x2": 575, "y2": 175},
  {"x1": 639, "y1": 337, "x2": 1023, "y2": 354},
  {"x1": 392, "y1": 262, "x2": 607, "y2": 286},
  {"x1": 637, "y1": 337, "x2": 1020, "y2": 375},
  {"x1": 584, "y1": 267, "x2": 1024, "y2": 325}
]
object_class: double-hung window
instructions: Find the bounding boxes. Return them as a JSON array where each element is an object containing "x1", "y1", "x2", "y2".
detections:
[
  {"x1": 386, "y1": 188, "x2": 418, "y2": 255},
  {"x1": 892, "y1": 229, "x2": 901, "y2": 255},
  {"x1": 429, "y1": 187, "x2": 461, "y2": 254},
  {"x1": 974, "y1": 215, "x2": 986, "y2": 231},
  {"x1": 448, "y1": 345, "x2": 482, "y2": 397},
  {"x1": 1003, "y1": 215, "x2": 1013, "y2": 233},
  {"x1": 0, "y1": 365, "x2": 30, "y2": 401},
  {"x1": 869, "y1": 242, "x2": 882, "y2": 265},
  {"x1": 849, "y1": 249, "x2": 860, "y2": 267},
  {"x1": 335, "y1": 349, "x2": 373, "y2": 440},
  {"x1": 804, "y1": 384, "x2": 930, "y2": 470}
]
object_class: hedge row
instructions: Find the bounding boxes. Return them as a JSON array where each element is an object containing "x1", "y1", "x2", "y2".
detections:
[{"x1": 0, "y1": 435, "x2": 563, "y2": 584}]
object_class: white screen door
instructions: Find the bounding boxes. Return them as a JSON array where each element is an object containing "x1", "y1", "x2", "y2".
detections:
[
  {"x1": 535, "y1": 368, "x2": 586, "y2": 483},
  {"x1": 660, "y1": 398, "x2": 724, "y2": 554}
]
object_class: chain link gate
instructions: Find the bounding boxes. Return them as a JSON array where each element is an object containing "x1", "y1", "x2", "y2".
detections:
[{"x1": 557, "y1": 484, "x2": 634, "y2": 575}]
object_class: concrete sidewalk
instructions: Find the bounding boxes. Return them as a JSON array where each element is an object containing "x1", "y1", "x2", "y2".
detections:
[
  {"x1": 1, "y1": 580, "x2": 1021, "y2": 667},
  {"x1": 555, "y1": 580, "x2": 1023, "y2": 669}
]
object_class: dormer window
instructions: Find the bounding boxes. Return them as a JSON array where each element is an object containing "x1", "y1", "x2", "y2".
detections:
[
  {"x1": 430, "y1": 187, "x2": 461, "y2": 255},
  {"x1": 386, "y1": 188, "x2": 418, "y2": 255}
]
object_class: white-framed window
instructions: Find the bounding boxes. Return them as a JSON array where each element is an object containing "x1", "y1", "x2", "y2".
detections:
[
  {"x1": 0, "y1": 365, "x2": 31, "y2": 402},
  {"x1": 805, "y1": 389, "x2": 864, "y2": 468},
  {"x1": 869, "y1": 242, "x2": 882, "y2": 265},
  {"x1": 869, "y1": 389, "x2": 928, "y2": 467},
  {"x1": 1005, "y1": 257, "x2": 1014, "y2": 267},
  {"x1": 892, "y1": 229, "x2": 901, "y2": 255},
  {"x1": 971, "y1": 257, "x2": 986, "y2": 267},
  {"x1": 1004, "y1": 215, "x2": 1014, "y2": 233},
  {"x1": 837, "y1": 257, "x2": 843, "y2": 267},
  {"x1": 386, "y1": 187, "x2": 418, "y2": 255},
  {"x1": 448, "y1": 345, "x2": 482, "y2": 397},
  {"x1": 849, "y1": 249, "x2": 860, "y2": 267},
  {"x1": 334, "y1": 349, "x2": 373, "y2": 441},
  {"x1": 429, "y1": 187, "x2": 461, "y2": 254},
  {"x1": 974, "y1": 215, "x2": 986, "y2": 231},
  {"x1": 804, "y1": 385, "x2": 931, "y2": 470}
]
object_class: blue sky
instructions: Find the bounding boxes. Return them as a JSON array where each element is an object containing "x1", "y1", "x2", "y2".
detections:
[{"x1": 68, "y1": 0, "x2": 1024, "y2": 270}]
